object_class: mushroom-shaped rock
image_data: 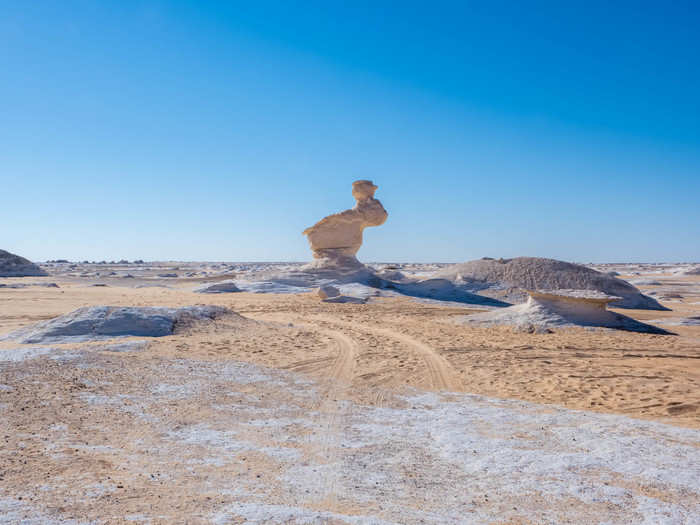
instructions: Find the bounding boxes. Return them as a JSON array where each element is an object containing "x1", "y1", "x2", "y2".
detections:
[
  {"x1": 526, "y1": 289, "x2": 622, "y2": 326},
  {"x1": 454, "y1": 288, "x2": 670, "y2": 334},
  {"x1": 303, "y1": 180, "x2": 387, "y2": 269}
]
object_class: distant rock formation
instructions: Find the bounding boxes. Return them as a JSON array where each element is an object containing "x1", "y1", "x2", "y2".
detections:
[
  {"x1": 303, "y1": 180, "x2": 387, "y2": 269},
  {"x1": 436, "y1": 257, "x2": 667, "y2": 310},
  {"x1": 455, "y1": 289, "x2": 670, "y2": 334},
  {"x1": 0, "y1": 249, "x2": 47, "y2": 277}
]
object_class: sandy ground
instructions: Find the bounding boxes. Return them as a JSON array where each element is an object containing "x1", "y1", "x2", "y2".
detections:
[{"x1": 1, "y1": 264, "x2": 699, "y2": 523}]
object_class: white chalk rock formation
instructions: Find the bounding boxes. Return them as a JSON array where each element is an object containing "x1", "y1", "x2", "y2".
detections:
[
  {"x1": 0, "y1": 249, "x2": 47, "y2": 277},
  {"x1": 527, "y1": 290, "x2": 624, "y2": 326},
  {"x1": 455, "y1": 289, "x2": 669, "y2": 334},
  {"x1": 436, "y1": 257, "x2": 666, "y2": 310},
  {"x1": 303, "y1": 180, "x2": 387, "y2": 270},
  {"x1": 3, "y1": 305, "x2": 234, "y2": 344}
]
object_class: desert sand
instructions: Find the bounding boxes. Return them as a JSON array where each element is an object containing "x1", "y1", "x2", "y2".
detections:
[{"x1": 1, "y1": 259, "x2": 700, "y2": 523}]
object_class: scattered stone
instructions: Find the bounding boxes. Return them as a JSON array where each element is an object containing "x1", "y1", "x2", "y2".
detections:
[
  {"x1": 158, "y1": 273, "x2": 178, "y2": 278},
  {"x1": 317, "y1": 285, "x2": 340, "y2": 299}
]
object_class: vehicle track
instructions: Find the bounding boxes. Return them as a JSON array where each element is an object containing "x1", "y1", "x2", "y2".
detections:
[
  {"x1": 247, "y1": 312, "x2": 356, "y2": 507},
  {"x1": 308, "y1": 314, "x2": 462, "y2": 392}
]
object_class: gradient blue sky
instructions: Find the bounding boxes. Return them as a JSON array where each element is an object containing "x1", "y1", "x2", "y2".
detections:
[{"x1": 2, "y1": 1, "x2": 699, "y2": 262}]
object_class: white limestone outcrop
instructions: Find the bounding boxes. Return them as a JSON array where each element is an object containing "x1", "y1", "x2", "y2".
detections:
[
  {"x1": 302, "y1": 180, "x2": 387, "y2": 269},
  {"x1": 3, "y1": 305, "x2": 233, "y2": 344},
  {"x1": 436, "y1": 257, "x2": 666, "y2": 310},
  {"x1": 454, "y1": 289, "x2": 669, "y2": 334}
]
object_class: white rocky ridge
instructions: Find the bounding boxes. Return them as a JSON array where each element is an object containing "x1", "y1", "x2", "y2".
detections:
[
  {"x1": 2, "y1": 305, "x2": 233, "y2": 344},
  {"x1": 0, "y1": 249, "x2": 47, "y2": 277},
  {"x1": 436, "y1": 257, "x2": 666, "y2": 310}
]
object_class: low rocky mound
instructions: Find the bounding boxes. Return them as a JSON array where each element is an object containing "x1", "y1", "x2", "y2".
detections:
[
  {"x1": 436, "y1": 257, "x2": 666, "y2": 310},
  {"x1": 194, "y1": 280, "x2": 241, "y2": 294},
  {"x1": 0, "y1": 249, "x2": 47, "y2": 277},
  {"x1": 453, "y1": 289, "x2": 669, "y2": 334},
  {"x1": 3, "y1": 305, "x2": 234, "y2": 344},
  {"x1": 684, "y1": 266, "x2": 700, "y2": 276}
]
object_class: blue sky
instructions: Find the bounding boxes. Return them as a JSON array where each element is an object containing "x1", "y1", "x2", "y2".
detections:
[{"x1": 2, "y1": 1, "x2": 699, "y2": 262}]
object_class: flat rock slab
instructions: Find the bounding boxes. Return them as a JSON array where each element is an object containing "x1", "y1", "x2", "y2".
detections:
[{"x1": 3, "y1": 305, "x2": 231, "y2": 344}]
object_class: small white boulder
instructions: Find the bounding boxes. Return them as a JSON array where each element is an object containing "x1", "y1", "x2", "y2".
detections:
[{"x1": 317, "y1": 285, "x2": 341, "y2": 299}]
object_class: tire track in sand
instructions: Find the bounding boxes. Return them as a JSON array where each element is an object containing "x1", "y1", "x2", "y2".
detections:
[
  {"x1": 246, "y1": 312, "x2": 356, "y2": 508},
  {"x1": 247, "y1": 312, "x2": 356, "y2": 384},
  {"x1": 309, "y1": 315, "x2": 462, "y2": 392}
]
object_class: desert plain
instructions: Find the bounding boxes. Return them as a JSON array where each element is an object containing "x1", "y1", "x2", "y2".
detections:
[{"x1": 1, "y1": 259, "x2": 699, "y2": 523}]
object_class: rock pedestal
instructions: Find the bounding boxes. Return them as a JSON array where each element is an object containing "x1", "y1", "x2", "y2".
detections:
[{"x1": 302, "y1": 180, "x2": 387, "y2": 270}]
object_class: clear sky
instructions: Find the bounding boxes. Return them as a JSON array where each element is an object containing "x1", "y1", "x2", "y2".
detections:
[{"x1": 2, "y1": 1, "x2": 699, "y2": 263}]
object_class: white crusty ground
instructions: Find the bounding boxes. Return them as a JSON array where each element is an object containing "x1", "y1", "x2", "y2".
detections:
[{"x1": 2, "y1": 349, "x2": 698, "y2": 524}]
